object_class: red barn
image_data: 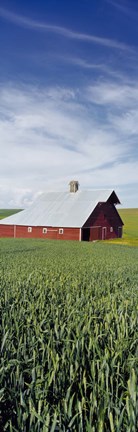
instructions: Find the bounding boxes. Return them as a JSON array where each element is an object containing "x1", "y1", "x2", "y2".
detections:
[{"x1": 0, "y1": 181, "x2": 123, "y2": 241}]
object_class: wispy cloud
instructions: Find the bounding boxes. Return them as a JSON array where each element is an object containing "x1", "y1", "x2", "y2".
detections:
[
  {"x1": 63, "y1": 56, "x2": 127, "y2": 81},
  {"x1": 106, "y1": 0, "x2": 138, "y2": 20},
  {"x1": 0, "y1": 6, "x2": 132, "y2": 51}
]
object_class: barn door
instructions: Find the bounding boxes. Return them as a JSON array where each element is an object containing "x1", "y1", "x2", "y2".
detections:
[
  {"x1": 102, "y1": 227, "x2": 107, "y2": 240},
  {"x1": 90, "y1": 227, "x2": 102, "y2": 241},
  {"x1": 118, "y1": 226, "x2": 122, "y2": 238},
  {"x1": 82, "y1": 228, "x2": 90, "y2": 241}
]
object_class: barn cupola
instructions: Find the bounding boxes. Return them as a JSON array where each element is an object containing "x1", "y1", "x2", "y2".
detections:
[{"x1": 69, "y1": 180, "x2": 79, "y2": 193}]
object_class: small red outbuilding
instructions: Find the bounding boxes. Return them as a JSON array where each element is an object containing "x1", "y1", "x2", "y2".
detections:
[{"x1": 0, "y1": 181, "x2": 123, "y2": 241}]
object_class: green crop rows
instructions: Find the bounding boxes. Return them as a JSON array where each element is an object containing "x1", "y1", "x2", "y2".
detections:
[{"x1": 0, "y1": 238, "x2": 138, "y2": 431}]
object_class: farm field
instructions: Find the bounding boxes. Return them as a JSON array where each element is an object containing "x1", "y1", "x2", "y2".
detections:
[
  {"x1": 113, "y1": 208, "x2": 138, "y2": 247},
  {"x1": 119, "y1": 208, "x2": 138, "y2": 239},
  {"x1": 0, "y1": 209, "x2": 22, "y2": 220},
  {"x1": 0, "y1": 238, "x2": 138, "y2": 431}
]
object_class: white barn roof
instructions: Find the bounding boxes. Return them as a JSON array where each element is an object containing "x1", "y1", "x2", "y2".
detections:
[{"x1": 0, "y1": 189, "x2": 120, "y2": 228}]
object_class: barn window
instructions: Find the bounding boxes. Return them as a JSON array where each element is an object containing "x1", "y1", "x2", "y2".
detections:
[
  {"x1": 110, "y1": 227, "x2": 113, "y2": 232},
  {"x1": 43, "y1": 228, "x2": 47, "y2": 234},
  {"x1": 59, "y1": 228, "x2": 64, "y2": 234},
  {"x1": 28, "y1": 227, "x2": 32, "y2": 233}
]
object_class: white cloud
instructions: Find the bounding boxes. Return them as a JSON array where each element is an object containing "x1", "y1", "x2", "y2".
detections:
[
  {"x1": 109, "y1": 110, "x2": 138, "y2": 136},
  {"x1": 0, "y1": 82, "x2": 138, "y2": 208},
  {"x1": 86, "y1": 82, "x2": 138, "y2": 107},
  {"x1": 0, "y1": 187, "x2": 37, "y2": 208}
]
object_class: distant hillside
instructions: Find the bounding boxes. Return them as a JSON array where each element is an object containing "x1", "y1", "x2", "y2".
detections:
[
  {"x1": 119, "y1": 208, "x2": 138, "y2": 239},
  {"x1": 0, "y1": 209, "x2": 23, "y2": 220}
]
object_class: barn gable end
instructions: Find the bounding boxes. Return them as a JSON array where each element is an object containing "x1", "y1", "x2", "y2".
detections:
[{"x1": 82, "y1": 201, "x2": 123, "y2": 241}]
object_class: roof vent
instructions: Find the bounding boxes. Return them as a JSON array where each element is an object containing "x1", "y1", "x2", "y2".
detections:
[{"x1": 69, "y1": 180, "x2": 79, "y2": 193}]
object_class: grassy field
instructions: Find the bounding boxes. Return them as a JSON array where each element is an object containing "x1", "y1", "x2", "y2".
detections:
[
  {"x1": 0, "y1": 238, "x2": 138, "y2": 431},
  {"x1": 0, "y1": 209, "x2": 137, "y2": 430},
  {"x1": 119, "y1": 208, "x2": 138, "y2": 239},
  {"x1": 112, "y1": 208, "x2": 138, "y2": 247},
  {"x1": 0, "y1": 209, "x2": 22, "y2": 220}
]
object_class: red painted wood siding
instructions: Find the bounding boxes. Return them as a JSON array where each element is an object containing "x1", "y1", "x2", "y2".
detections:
[
  {"x1": 0, "y1": 225, "x2": 14, "y2": 237},
  {"x1": 83, "y1": 202, "x2": 123, "y2": 240},
  {"x1": 90, "y1": 226, "x2": 102, "y2": 241},
  {"x1": 0, "y1": 225, "x2": 80, "y2": 241}
]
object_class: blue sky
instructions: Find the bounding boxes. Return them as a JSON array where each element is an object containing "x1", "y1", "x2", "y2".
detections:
[{"x1": 0, "y1": 0, "x2": 138, "y2": 208}]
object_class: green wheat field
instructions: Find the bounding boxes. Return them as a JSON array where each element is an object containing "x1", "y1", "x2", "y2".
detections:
[
  {"x1": 0, "y1": 209, "x2": 138, "y2": 431},
  {"x1": 119, "y1": 209, "x2": 138, "y2": 246}
]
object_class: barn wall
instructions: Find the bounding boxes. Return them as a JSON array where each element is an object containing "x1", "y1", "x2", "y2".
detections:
[
  {"x1": 90, "y1": 226, "x2": 102, "y2": 241},
  {"x1": 0, "y1": 225, "x2": 80, "y2": 241},
  {"x1": 83, "y1": 202, "x2": 123, "y2": 240},
  {"x1": 0, "y1": 225, "x2": 14, "y2": 237}
]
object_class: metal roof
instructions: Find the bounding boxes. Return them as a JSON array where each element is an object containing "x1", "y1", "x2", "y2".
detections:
[{"x1": 0, "y1": 189, "x2": 120, "y2": 228}]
